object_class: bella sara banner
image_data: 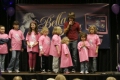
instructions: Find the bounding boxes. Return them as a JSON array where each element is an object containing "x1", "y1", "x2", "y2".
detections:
[{"x1": 16, "y1": 4, "x2": 110, "y2": 49}]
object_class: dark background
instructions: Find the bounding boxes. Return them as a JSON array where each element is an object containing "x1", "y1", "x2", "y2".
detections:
[{"x1": 0, "y1": 0, "x2": 119, "y2": 72}]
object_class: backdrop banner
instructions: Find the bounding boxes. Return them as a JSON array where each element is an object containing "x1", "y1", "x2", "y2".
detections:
[{"x1": 16, "y1": 4, "x2": 110, "y2": 49}]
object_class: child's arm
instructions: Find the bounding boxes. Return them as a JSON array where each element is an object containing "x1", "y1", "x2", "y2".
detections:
[
  {"x1": 8, "y1": 30, "x2": 12, "y2": 49},
  {"x1": 63, "y1": 44, "x2": 69, "y2": 57},
  {"x1": 78, "y1": 42, "x2": 84, "y2": 50},
  {"x1": 33, "y1": 33, "x2": 40, "y2": 47},
  {"x1": 55, "y1": 45, "x2": 60, "y2": 55},
  {"x1": 21, "y1": 31, "x2": 25, "y2": 50},
  {"x1": 0, "y1": 39, "x2": 9, "y2": 43},
  {"x1": 33, "y1": 42, "x2": 38, "y2": 47},
  {"x1": 96, "y1": 46, "x2": 99, "y2": 54},
  {"x1": 96, "y1": 35, "x2": 101, "y2": 54},
  {"x1": 27, "y1": 41, "x2": 31, "y2": 47},
  {"x1": 26, "y1": 33, "x2": 31, "y2": 48},
  {"x1": 38, "y1": 36, "x2": 44, "y2": 55},
  {"x1": 52, "y1": 35, "x2": 60, "y2": 55},
  {"x1": 21, "y1": 40, "x2": 25, "y2": 51},
  {"x1": 84, "y1": 41, "x2": 90, "y2": 49},
  {"x1": 0, "y1": 39, "x2": 5, "y2": 44},
  {"x1": 8, "y1": 38, "x2": 12, "y2": 51}
]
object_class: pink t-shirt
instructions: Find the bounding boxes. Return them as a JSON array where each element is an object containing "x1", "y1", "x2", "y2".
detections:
[
  {"x1": 60, "y1": 44, "x2": 73, "y2": 68},
  {"x1": 87, "y1": 34, "x2": 101, "y2": 57},
  {"x1": 77, "y1": 41, "x2": 90, "y2": 62},
  {"x1": 9, "y1": 29, "x2": 24, "y2": 50},
  {"x1": 26, "y1": 32, "x2": 40, "y2": 53},
  {"x1": 38, "y1": 35, "x2": 51, "y2": 56},
  {"x1": 0, "y1": 33, "x2": 9, "y2": 54},
  {"x1": 49, "y1": 34, "x2": 61, "y2": 57}
]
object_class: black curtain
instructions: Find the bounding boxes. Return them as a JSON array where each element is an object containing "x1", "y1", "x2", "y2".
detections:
[{"x1": 0, "y1": 0, "x2": 119, "y2": 72}]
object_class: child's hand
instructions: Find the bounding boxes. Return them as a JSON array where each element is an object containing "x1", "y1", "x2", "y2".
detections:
[
  {"x1": 33, "y1": 43, "x2": 36, "y2": 47},
  {"x1": 58, "y1": 51, "x2": 60, "y2": 55},
  {"x1": 28, "y1": 44, "x2": 31, "y2": 48},
  {"x1": 9, "y1": 48, "x2": 12, "y2": 51},
  {"x1": 96, "y1": 49, "x2": 98, "y2": 54},
  {"x1": 82, "y1": 43, "x2": 85, "y2": 47},
  {"x1": 40, "y1": 50, "x2": 44, "y2": 55}
]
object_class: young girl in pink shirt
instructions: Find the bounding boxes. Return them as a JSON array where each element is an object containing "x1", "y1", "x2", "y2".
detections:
[
  {"x1": 77, "y1": 33, "x2": 90, "y2": 74},
  {"x1": 26, "y1": 21, "x2": 40, "y2": 73},
  {"x1": 0, "y1": 25, "x2": 9, "y2": 72},
  {"x1": 60, "y1": 37, "x2": 73, "y2": 74},
  {"x1": 7, "y1": 21, "x2": 24, "y2": 73},
  {"x1": 38, "y1": 27, "x2": 51, "y2": 73},
  {"x1": 87, "y1": 25, "x2": 101, "y2": 73},
  {"x1": 49, "y1": 26, "x2": 62, "y2": 73}
]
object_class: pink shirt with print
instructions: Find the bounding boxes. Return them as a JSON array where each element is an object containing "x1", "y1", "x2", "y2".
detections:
[
  {"x1": 26, "y1": 32, "x2": 40, "y2": 53},
  {"x1": 9, "y1": 29, "x2": 24, "y2": 50},
  {"x1": 49, "y1": 34, "x2": 61, "y2": 57},
  {"x1": 0, "y1": 33, "x2": 9, "y2": 54},
  {"x1": 38, "y1": 35, "x2": 51, "y2": 56}
]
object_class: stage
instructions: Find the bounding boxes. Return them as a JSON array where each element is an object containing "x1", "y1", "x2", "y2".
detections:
[{"x1": 2, "y1": 71, "x2": 120, "y2": 80}]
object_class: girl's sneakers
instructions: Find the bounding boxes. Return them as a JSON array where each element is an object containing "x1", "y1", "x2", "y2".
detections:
[
  {"x1": 85, "y1": 71, "x2": 89, "y2": 74},
  {"x1": 80, "y1": 71, "x2": 89, "y2": 74},
  {"x1": 80, "y1": 71, "x2": 84, "y2": 74},
  {"x1": 1, "y1": 70, "x2": 5, "y2": 73}
]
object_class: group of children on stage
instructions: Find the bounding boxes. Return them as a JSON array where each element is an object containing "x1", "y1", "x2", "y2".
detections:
[{"x1": 0, "y1": 20, "x2": 100, "y2": 74}]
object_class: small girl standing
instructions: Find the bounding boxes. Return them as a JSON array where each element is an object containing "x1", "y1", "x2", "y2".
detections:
[
  {"x1": 77, "y1": 33, "x2": 90, "y2": 74},
  {"x1": 60, "y1": 37, "x2": 73, "y2": 74},
  {"x1": 87, "y1": 25, "x2": 101, "y2": 73},
  {"x1": 38, "y1": 27, "x2": 51, "y2": 73},
  {"x1": 26, "y1": 21, "x2": 40, "y2": 72},
  {"x1": 0, "y1": 25, "x2": 9, "y2": 72},
  {"x1": 7, "y1": 21, "x2": 24, "y2": 73},
  {"x1": 49, "y1": 26, "x2": 62, "y2": 73}
]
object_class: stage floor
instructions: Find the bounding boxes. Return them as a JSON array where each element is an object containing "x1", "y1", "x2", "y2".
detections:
[{"x1": 2, "y1": 71, "x2": 120, "y2": 80}]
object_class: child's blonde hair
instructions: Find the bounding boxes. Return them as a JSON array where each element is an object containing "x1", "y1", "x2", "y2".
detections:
[
  {"x1": 13, "y1": 76, "x2": 22, "y2": 80},
  {"x1": 106, "y1": 77, "x2": 116, "y2": 80},
  {"x1": 55, "y1": 74, "x2": 66, "y2": 80},
  {"x1": 73, "y1": 78, "x2": 83, "y2": 80},
  {"x1": 0, "y1": 25, "x2": 5, "y2": 28},
  {"x1": 88, "y1": 25, "x2": 97, "y2": 34},
  {"x1": 52, "y1": 26, "x2": 62, "y2": 35},
  {"x1": 61, "y1": 37, "x2": 69, "y2": 44},
  {"x1": 40, "y1": 27, "x2": 49, "y2": 35}
]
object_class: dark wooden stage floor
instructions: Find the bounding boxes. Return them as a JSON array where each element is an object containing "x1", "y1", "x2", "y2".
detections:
[{"x1": 2, "y1": 71, "x2": 120, "y2": 80}]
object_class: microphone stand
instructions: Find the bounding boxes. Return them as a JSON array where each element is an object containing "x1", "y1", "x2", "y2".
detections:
[
  {"x1": 114, "y1": 34, "x2": 120, "y2": 74},
  {"x1": 114, "y1": 12, "x2": 120, "y2": 74}
]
